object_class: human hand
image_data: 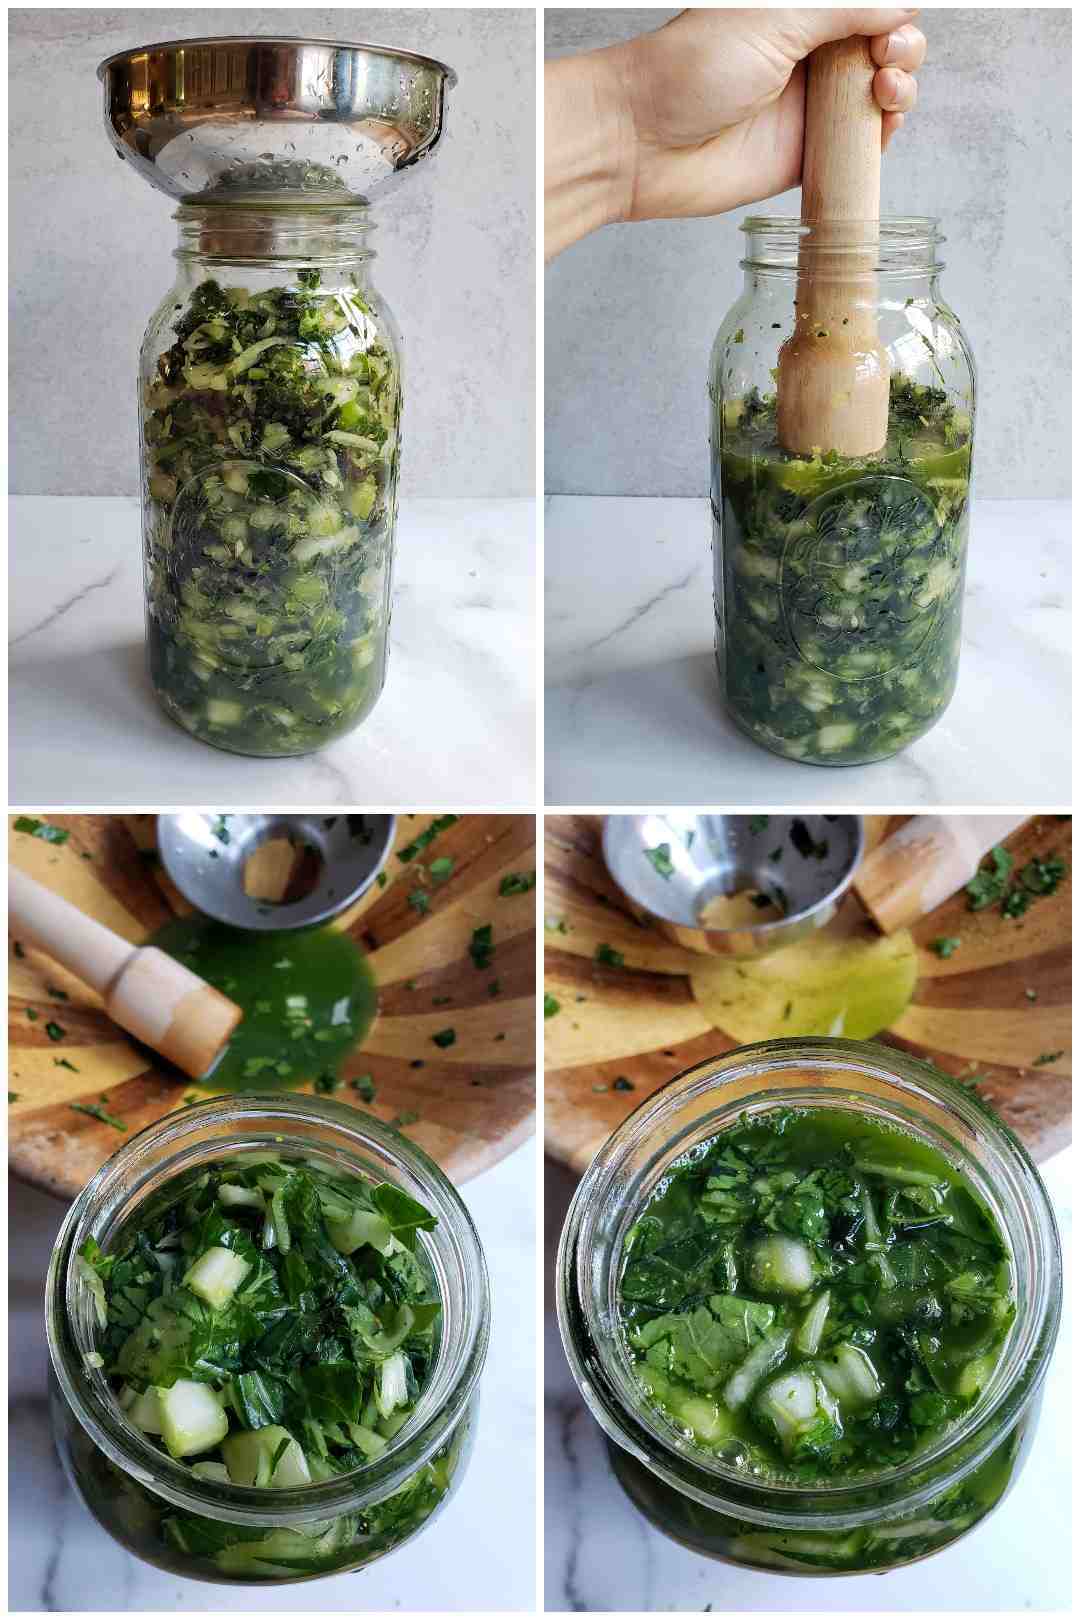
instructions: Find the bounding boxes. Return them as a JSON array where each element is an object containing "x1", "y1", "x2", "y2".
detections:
[
  {"x1": 612, "y1": 8, "x2": 926, "y2": 221},
  {"x1": 545, "y1": 8, "x2": 926, "y2": 257}
]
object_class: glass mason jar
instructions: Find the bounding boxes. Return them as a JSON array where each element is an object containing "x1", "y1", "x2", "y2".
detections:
[
  {"x1": 140, "y1": 204, "x2": 402, "y2": 758},
  {"x1": 46, "y1": 1094, "x2": 489, "y2": 1584},
  {"x1": 557, "y1": 1039, "x2": 1060, "y2": 1576},
  {"x1": 709, "y1": 219, "x2": 976, "y2": 766}
]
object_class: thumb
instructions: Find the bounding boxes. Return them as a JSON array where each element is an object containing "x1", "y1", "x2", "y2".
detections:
[{"x1": 782, "y1": 8, "x2": 920, "y2": 53}]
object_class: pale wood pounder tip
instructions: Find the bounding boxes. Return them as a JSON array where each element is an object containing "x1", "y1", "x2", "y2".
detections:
[
  {"x1": 9, "y1": 868, "x2": 242, "y2": 1081},
  {"x1": 776, "y1": 37, "x2": 890, "y2": 458}
]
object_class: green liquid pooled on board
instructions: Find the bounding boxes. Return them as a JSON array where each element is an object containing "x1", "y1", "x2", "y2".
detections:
[{"x1": 149, "y1": 916, "x2": 377, "y2": 1090}]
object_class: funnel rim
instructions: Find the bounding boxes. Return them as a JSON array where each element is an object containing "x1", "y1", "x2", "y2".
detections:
[{"x1": 97, "y1": 34, "x2": 457, "y2": 87}]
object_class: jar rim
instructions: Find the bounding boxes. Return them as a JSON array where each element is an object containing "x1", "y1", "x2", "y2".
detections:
[
  {"x1": 557, "y1": 1038, "x2": 1061, "y2": 1528},
  {"x1": 47, "y1": 1093, "x2": 490, "y2": 1528}
]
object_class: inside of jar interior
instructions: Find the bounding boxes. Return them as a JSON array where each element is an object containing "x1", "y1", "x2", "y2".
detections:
[
  {"x1": 63, "y1": 1133, "x2": 458, "y2": 1500},
  {"x1": 601, "y1": 1072, "x2": 1035, "y2": 1492}
]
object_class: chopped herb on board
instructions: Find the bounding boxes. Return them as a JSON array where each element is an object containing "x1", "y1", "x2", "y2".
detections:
[
  {"x1": 1032, "y1": 1051, "x2": 1064, "y2": 1067},
  {"x1": 398, "y1": 816, "x2": 459, "y2": 863},
  {"x1": 350, "y1": 1074, "x2": 376, "y2": 1101},
  {"x1": 613, "y1": 1077, "x2": 635, "y2": 1092},
  {"x1": 594, "y1": 944, "x2": 625, "y2": 968},
  {"x1": 25, "y1": 1009, "x2": 38, "y2": 1023},
  {"x1": 966, "y1": 846, "x2": 1013, "y2": 910},
  {"x1": 53, "y1": 1058, "x2": 80, "y2": 1072},
  {"x1": 432, "y1": 1029, "x2": 457, "y2": 1049},
  {"x1": 499, "y1": 871, "x2": 536, "y2": 896},
  {"x1": 14, "y1": 817, "x2": 70, "y2": 844},
  {"x1": 429, "y1": 857, "x2": 454, "y2": 884},
  {"x1": 45, "y1": 1022, "x2": 66, "y2": 1042},
  {"x1": 70, "y1": 1102, "x2": 127, "y2": 1131},
  {"x1": 9, "y1": 1093, "x2": 20, "y2": 1103},
  {"x1": 931, "y1": 938, "x2": 961, "y2": 958},
  {"x1": 544, "y1": 993, "x2": 561, "y2": 1018},
  {"x1": 407, "y1": 890, "x2": 430, "y2": 916},
  {"x1": 469, "y1": 925, "x2": 495, "y2": 971}
]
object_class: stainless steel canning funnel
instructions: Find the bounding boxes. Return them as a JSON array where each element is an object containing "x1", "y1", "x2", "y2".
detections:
[
  {"x1": 98, "y1": 36, "x2": 456, "y2": 204},
  {"x1": 157, "y1": 813, "x2": 396, "y2": 931},
  {"x1": 602, "y1": 813, "x2": 864, "y2": 958}
]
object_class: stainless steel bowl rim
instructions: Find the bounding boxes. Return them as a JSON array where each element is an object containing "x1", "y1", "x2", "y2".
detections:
[
  {"x1": 97, "y1": 35, "x2": 457, "y2": 86},
  {"x1": 601, "y1": 814, "x2": 865, "y2": 938}
]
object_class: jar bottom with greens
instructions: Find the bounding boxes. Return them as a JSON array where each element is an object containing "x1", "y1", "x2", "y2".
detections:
[{"x1": 608, "y1": 1419, "x2": 1030, "y2": 1575}]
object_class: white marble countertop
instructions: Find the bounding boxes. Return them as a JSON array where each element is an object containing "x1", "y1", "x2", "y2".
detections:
[
  {"x1": 10, "y1": 1139, "x2": 536, "y2": 1612},
  {"x1": 10, "y1": 497, "x2": 535, "y2": 807},
  {"x1": 544, "y1": 1147, "x2": 1072, "y2": 1613},
  {"x1": 545, "y1": 497, "x2": 1071, "y2": 806}
]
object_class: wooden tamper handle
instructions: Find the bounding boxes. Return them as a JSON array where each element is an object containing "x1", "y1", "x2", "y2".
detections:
[
  {"x1": 9, "y1": 868, "x2": 242, "y2": 1079},
  {"x1": 854, "y1": 817, "x2": 1029, "y2": 935},
  {"x1": 777, "y1": 36, "x2": 890, "y2": 457}
]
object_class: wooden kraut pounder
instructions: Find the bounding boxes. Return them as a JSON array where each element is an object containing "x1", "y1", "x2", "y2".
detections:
[
  {"x1": 777, "y1": 37, "x2": 890, "y2": 457},
  {"x1": 854, "y1": 816, "x2": 1029, "y2": 935},
  {"x1": 9, "y1": 868, "x2": 243, "y2": 1079}
]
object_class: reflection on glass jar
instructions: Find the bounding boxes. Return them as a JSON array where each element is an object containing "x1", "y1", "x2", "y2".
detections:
[
  {"x1": 47, "y1": 1096, "x2": 489, "y2": 1584},
  {"x1": 709, "y1": 219, "x2": 976, "y2": 766},
  {"x1": 140, "y1": 207, "x2": 401, "y2": 757},
  {"x1": 558, "y1": 1040, "x2": 1060, "y2": 1576}
]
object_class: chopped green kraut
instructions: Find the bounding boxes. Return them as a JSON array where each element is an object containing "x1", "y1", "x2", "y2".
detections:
[
  {"x1": 72, "y1": 1154, "x2": 459, "y2": 1580},
  {"x1": 711, "y1": 379, "x2": 972, "y2": 766},
  {"x1": 141, "y1": 271, "x2": 399, "y2": 756}
]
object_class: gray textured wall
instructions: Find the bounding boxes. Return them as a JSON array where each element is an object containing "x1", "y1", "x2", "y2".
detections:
[
  {"x1": 10, "y1": 8, "x2": 535, "y2": 497},
  {"x1": 546, "y1": 8, "x2": 1071, "y2": 498}
]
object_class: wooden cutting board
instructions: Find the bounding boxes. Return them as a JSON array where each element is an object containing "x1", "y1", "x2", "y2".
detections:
[
  {"x1": 545, "y1": 814, "x2": 1070, "y2": 1173},
  {"x1": 9, "y1": 813, "x2": 537, "y2": 1197}
]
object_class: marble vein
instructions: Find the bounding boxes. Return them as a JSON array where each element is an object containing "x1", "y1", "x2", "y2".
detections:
[{"x1": 11, "y1": 564, "x2": 122, "y2": 647}]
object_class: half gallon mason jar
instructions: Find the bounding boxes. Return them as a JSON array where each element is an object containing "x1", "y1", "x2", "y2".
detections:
[
  {"x1": 47, "y1": 1095, "x2": 490, "y2": 1583},
  {"x1": 709, "y1": 219, "x2": 976, "y2": 766},
  {"x1": 557, "y1": 1040, "x2": 1060, "y2": 1576},
  {"x1": 140, "y1": 205, "x2": 402, "y2": 756}
]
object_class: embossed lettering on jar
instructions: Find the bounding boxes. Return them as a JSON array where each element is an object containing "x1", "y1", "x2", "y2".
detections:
[{"x1": 708, "y1": 220, "x2": 976, "y2": 766}]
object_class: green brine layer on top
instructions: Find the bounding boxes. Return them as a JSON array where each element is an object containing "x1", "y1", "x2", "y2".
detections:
[
  {"x1": 76, "y1": 1155, "x2": 443, "y2": 1577},
  {"x1": 142, "y1": 272, "x2": 399, "y2": 757},
  {"x1": 618, "y1": 1108, "x2": 1014, "y2": 1483},
  {"x1": 712, "y1": 379, "x2": 972, "y2": 766}
]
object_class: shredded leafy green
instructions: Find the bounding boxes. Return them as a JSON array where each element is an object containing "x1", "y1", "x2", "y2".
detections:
[
  {"x1": 77, "y1": 1154, "x2": 445, "y2": 1577},
  {"x1": 620, "y1": 1108, "x2": 1013, "y2": 1486}
]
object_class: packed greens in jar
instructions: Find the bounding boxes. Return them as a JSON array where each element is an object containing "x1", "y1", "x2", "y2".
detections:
[
  {"x1": 142, "y1": 268, "x2": 399, "y2": 757},
  {"x1": 74, "y1": 1155, "x2": 453, "y2": 1580},
  {"x1": 616, "y1": 1107, "x2": 1019, "y2": 1571},
  {"x1": 711, "y1": 379, "x2": 972, "y2": 766}
]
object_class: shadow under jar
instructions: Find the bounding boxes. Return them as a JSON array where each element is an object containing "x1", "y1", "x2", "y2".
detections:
[
  {"x1": 140, "y1": 205, "x2": 401, "y2": 757},
  {"x1": 47, "y1": 1095, "x2": 490, "y2": 1584},
  {"x1": 557, "y1": 1040, "x2": 1059, "y2": 1576},
  {"x1": 709, "y1": 219, "x2": 976, "y2": 767}
]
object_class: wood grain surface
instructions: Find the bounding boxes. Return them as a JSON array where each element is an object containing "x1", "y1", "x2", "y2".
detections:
[
  {"x1": 545, "y1": 814, "x2": 1070, "y2": 1173},
  {"x1": 9, "y1": 814, "x2": 537, "y2": 1197}
]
